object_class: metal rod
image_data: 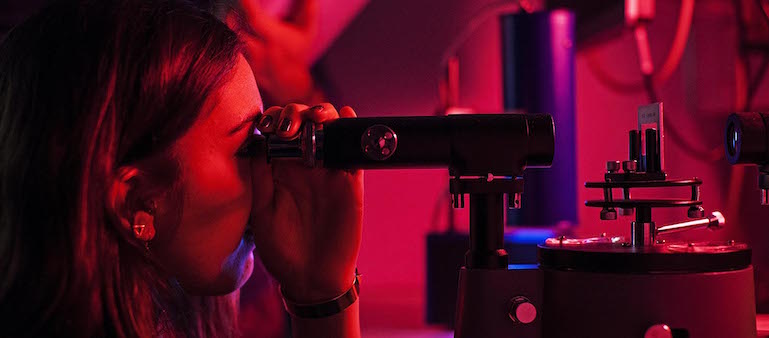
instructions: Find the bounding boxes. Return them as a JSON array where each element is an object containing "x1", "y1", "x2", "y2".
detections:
[
  {"x1": 645, "y1": 128, "x2": 659, "y2": 173},
  {"x1": 603, "y1": 187, "x2": 613, "y2": 202},
  {"x1": 629, "y1": 130, "x2": 641, "y2": 164},
  {"x1": 760, "y1": 172, "x2": 769, "y2": 205},
  {"x1": 655, "y1": 212, "x2": 725, "y2": 236},
  {"x1": 631, "y1": 222, "x2": 644, "y2": 246},
  {"x1": 632, "y1": 207, "x2": 652, "y2": 246},
  {"x1": 619, "y1": 187, "x2": 633, "y2": 216},
  {"x1": 648, "y1": 222, "x2": 657, "y2": 245}
]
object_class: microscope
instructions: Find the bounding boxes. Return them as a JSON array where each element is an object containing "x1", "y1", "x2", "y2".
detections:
[
  {"x1": 535, "y1": 103, "x2": 755, "y2": 338},
  {"x1": 456, "y1": 103, "x2": 754, "y2": 338}
]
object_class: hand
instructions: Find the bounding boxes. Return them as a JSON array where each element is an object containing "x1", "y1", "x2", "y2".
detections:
[
  {"x1": 249, "y1": 103, "x2": 363, "y2": 303},
  {"x1": 227, "y1": 0, "x2": 320, "y2": 105}
]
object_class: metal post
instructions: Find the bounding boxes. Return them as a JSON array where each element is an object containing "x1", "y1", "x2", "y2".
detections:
[
  {"x1": 632, "y1": 206, "x2": 653, "y2": 246},
  {"x1": 467, "y1": 193, "x2": 508, "y2": 269}
]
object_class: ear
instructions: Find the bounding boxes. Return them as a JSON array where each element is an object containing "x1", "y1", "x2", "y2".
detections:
[{"x1": 107, "y1": 166, "x2": 156, "y2": 242}]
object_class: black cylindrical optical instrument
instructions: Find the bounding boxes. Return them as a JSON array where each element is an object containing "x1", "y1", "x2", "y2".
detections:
[
  {"x1": 259, "y1": 114, "x2": 554, "y2": 177},
  {"x1": 725, "y1": 112, "x2": 769, "y2": 165}
]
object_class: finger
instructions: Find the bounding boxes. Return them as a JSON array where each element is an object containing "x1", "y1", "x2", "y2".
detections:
[
  {"x1": 275, "y1": 103, "x2": 309, "y2": 139},
  {"x1": 336, "y1": 106, "x2": 358, "y2": 175},
  {"x1": 302, "y1": 103, "x2": 340, "y2": 124},
  {"x1": 257, "y1": 106, "x2": 283, "y2": 134},
  {"x1": 339, "y1": 106, "x2": 357, "y2": 118}
]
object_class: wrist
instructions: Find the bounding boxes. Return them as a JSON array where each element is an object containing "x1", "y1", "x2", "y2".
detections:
[
  {"x1": 280, "y1": 269, "x2": 361, "y2": 319},
  {"x1": 280, "y1": 268, "x2": 358, "y2": 304}
]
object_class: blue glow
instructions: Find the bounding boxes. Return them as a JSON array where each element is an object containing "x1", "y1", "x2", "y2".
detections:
[
  {"x1": 504, "y1": 228, "x2": 556, "y2": 244},
  {"x1": 508, "y1": 264, "x2": 539, "y2": 270}
]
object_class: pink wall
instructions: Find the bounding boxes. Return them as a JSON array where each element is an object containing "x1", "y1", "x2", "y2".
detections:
[{"x1": 320, "y1": 0, "x2": 769, "y2": 328}]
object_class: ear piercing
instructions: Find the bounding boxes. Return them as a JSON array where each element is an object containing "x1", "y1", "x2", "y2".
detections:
[{"x1": 132, "y1": 200, "x2": 156, "y2": 244}]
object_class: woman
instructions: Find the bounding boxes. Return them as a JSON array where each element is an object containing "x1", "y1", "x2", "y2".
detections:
[{"x1": 0, "y1": 0, "x2": 363, "y2": 337}]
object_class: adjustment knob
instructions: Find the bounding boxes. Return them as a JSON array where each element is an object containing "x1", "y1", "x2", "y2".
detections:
[
  {"x1": 508, "y1": 296, "x2": 537, "y2": 324},
  {"x1": 606, "y1": 160, "x2": 621, "y2": 173},
  {"x1": 600, "y1": 208, "x2": 617, "y2": 220},
  {"x1": 361, "y1": 124, "x2": 398, "y2": 161},
  {"x1": 622, "y1": 160, "x2": 638, "y2": 173},
  {"x1": 687, "y1": 206, "x2": 705, "y2": 218}
]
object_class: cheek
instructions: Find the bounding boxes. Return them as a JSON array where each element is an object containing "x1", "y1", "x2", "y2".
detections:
[
  {"x1": 155, "y1": 155, "x2": 254, "y2": 294},
  {"x1": 180, "y1": 154, "x2": 251, "y2": 236},
  {"x1": 250, "y1": 161, "x2": 273, "y2": 215},
  {"x1": 186, "y1": 155, "x2": 251, "y2": 211}
]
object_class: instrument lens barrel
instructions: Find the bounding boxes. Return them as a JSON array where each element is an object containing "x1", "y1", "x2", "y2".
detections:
[{"x1": 725, "y1": 112, "x2": 769, "y2": 165}]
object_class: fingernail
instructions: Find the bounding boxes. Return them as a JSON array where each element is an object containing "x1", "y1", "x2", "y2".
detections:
[
  {"x1": 310, "y1": 105, "x2": 324, "y2": 113},
  {"x1": 279, "y1": 118, "x2": 292, "y2": 132},
  {"x1": 259, "y1": 115, "x2": 273, "y2": 129}
]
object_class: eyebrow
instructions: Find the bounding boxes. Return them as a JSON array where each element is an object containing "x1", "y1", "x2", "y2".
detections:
[{"x1": 229, "y1": 110, "x2": 262, "y2": 136}]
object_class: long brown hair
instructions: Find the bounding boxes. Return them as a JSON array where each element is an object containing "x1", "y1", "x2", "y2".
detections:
[{"x1": 0, "y1": 0, "x2": 243, "y2": 336}]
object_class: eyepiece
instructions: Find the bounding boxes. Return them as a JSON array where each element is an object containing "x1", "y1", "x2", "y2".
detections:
[
  {"x1": 726, "y1": 122, "x2": 738, "y2": 159},
  {"x1": 525, "y1": 114, "x2": 555, "y2": 168},
  {"x1": 725, "y1": 112, "x2": 769, "y2": 165}
]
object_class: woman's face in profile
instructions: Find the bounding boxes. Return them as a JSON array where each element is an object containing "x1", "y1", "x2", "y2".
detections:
[{"x1": 150, "y1": 54, "x2": 269, "y2": 295}]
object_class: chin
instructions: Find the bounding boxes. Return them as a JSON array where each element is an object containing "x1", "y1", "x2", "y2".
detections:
[
  {"x1": 213, "y1": 249, "x2": 256, "y2": 295},
  {"x1": 182, "y1": 249, "x2": 255, "y2": 296}
]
